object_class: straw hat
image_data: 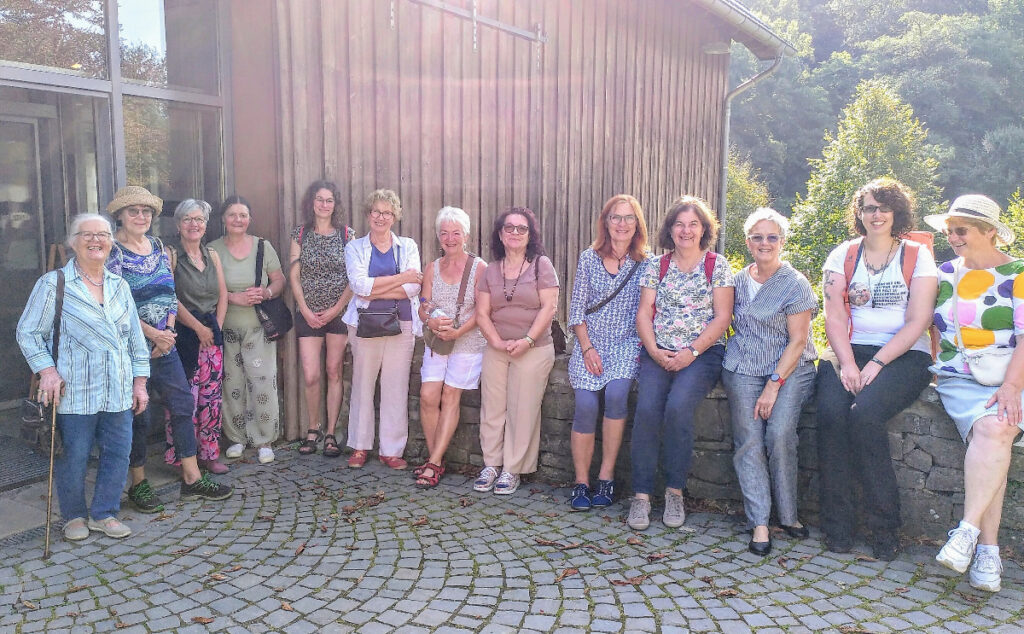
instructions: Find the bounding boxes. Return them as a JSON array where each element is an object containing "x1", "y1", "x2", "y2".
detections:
[
  {"x1": 105, "y1": 186, "x2": 163, "y2": 216},
  {"x1": 924, "y1": 194, "x2": 1015, "y2": 246}
]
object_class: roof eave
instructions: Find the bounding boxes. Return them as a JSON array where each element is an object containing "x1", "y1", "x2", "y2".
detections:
[{"x1": 690, "y1": 0, "x2": 797, "y2": 60}]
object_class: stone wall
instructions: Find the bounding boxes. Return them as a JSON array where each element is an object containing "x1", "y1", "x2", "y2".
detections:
[{"x1": 345, "y1": 346, "x2": 1024, "y2": 545}]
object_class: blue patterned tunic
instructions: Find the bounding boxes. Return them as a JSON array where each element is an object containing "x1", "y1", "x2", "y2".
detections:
[{"x1": 568, "y1": 249, "x2": 643, "y2": 391}]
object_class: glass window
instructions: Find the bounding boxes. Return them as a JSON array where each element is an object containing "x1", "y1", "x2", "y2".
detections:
[
  {"x1": 118, "y1": 0, "x2": 219, "y2": 94},
  {"x1": 123, "y1": 95, "x2": 223, "y2": 238},
  {"x1": 0, "y1": 0, "x2": 108, "y2": 78}
]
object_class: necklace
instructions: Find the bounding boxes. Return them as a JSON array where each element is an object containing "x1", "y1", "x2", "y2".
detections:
[
  {"x1": 501, "y1": 257, "x2": 528, "y2": 302},
  {"x1": 610, "y1": 249, "x2": 629, "y2": 272},
  {"x1": 76, "y1": 261, "x2": 104, "y2": 287},
  {"x1": 867, "y1": 239, "x2": 899, "y2": 308}
]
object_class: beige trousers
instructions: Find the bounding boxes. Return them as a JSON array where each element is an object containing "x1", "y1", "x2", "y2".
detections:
[
  {"x1": 479, "y1": 343, "x2": 555, "y2": 474},
  {"x1": 347, "y1": 321, "x2": 415, "y2": 456},
  {"x1": 222, "y1": 326, "x2": 280, "y2": 447}
]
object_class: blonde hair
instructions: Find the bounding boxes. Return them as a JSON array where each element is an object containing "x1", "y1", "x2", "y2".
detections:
[{"x1": 364, "y1": 189, "x2": 403, "y2": 221}]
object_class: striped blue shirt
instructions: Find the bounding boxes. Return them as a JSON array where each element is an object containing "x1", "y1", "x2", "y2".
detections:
[
  {"x1": 17, "y1": 259, "x2": 150, "y2": 415},
  {"x1": 722, "y1": 262, "x2": 818, "y2": 376}
]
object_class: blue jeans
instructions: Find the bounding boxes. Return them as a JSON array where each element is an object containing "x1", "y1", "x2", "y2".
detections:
[
  {"x1": 630, "y1": 345, "x2": 724, "y2": 495},
  {"x1": 721, "y1": 362, "x2": 816, "y2": 529},
  {"x1": 130, "y1": 348, "x2": 197, "y2": 468},
  {"x1": 56, "y1": 410, "x2": 132, "y2": 521}
]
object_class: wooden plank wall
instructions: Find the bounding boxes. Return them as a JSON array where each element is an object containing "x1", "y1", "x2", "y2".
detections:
[{"x1": 267, "y1": 0, "x2": 729, "y2": 436}]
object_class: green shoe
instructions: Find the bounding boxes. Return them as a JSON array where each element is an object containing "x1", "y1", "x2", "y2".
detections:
[
  {"x1": 127, "y1": 479, "x2": 165, "y2": 514},
  {"x1": 180, "y1": 472, "x2": 233, "y2": 501}
]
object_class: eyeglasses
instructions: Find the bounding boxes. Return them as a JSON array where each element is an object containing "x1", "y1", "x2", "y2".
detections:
[
  {"x1": 860, "y1": 204, "x2": 893, "y2": 215},
  {"x1": 370, "y1": 209, "x2": 395, "y2": 219},
  {"x1": 608, "y1": 214, "x2": 637, "y2": 225},
  {"x1": 124, "y1": 207, "x2": 154, "y2": 218},
  {"x1": 503, "y1": 224, "x2": 529, "y2": 235},
  {"x1": 943, "y1": 226, "x2": 972, "y2": 238},
  {"x1": 75, "y1": 231, "x2": 112, "y2": 242},
  {"x1": 315, "y1": 197, "x2": 335, "y2": 205},
  {"x1": 181, "y1": 216, "x2": 207, "y2": 225},
  {"x1": 747, "y1": 234, "x2": 781, "y2": 244}
]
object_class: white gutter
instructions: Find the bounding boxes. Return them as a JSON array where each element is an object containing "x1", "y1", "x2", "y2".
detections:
[{"x1": 691, "y1": 0, "x2": 795, "y2": 60}]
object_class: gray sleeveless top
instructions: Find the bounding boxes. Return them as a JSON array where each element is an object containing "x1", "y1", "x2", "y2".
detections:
[{"x1": 430, "y1": 256, "x2": 486, "y2": 355}]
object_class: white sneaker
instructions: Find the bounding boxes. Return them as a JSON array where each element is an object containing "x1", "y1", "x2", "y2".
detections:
[
  {"x1": 493, "y1": 471, "x2": 520, "y2": 495},
  {"x1": 627, "y1": 497, "x2": 651, "y2": 531},
  {"x1": 88, "y1": 516, "x2": 131, "y2": 538},
  {"x1": 473, "y1": 466, "x2": 500, "y2": 492},
  {"x1": 225, "y1": 443, "x2": 244, "y2": 459},
  {"x1": 257, "y1": 447, "x2": 275, "y2": 464},
  {"x1": 936, "y1": 523, "x2": 979, "y2": 574},
  {"x1": 663, "y1": 490, "x2": 686, "y2": 528},
  {"x1": 63, "y1": 517, "x2": 89, "y2": 541},
  {"x1": 969, "y1": 548, "x2": 1002, "y2": 592}
]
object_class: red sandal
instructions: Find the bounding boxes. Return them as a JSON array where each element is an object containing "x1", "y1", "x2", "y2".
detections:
[{"x1": 415, "y1": 462, "x2": 445, "y2": 488}]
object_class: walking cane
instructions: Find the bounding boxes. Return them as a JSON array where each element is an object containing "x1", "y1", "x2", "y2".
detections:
[{"x1": 43, "y1": 401, "x2": 57, "y2": 560}]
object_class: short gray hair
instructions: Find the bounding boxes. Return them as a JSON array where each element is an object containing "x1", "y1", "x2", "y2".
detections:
[
  {"x1": 743, "y1": 207, "x2": 789, "y2": 240},
  {"x1": 435, "y1": 206, "x2": 471, "y2": 237},
  {"x1": 174, "y1": 198, "x2": 212, "y2": 224},
  {"x1": 66, "y1": 213, "x2": 113, "y2": 248}
]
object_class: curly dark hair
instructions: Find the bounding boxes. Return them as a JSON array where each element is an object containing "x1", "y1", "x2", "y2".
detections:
[
  {"x1": 656, "y1": 195, "x2": 719, "y2": 252},
  {"x1": 299, "y1": 180, "x2": 345, "y2": 233},
  {"x1": 848, "y1": 177, "x2": 915, "y2": 237},
  {"x1": 489, "y1": 207, "x2": 546, "y2": 262}
]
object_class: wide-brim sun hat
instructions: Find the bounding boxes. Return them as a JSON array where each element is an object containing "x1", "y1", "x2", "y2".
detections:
[
  {"x1": 106, "y1": 186, "x2": 163, "y2": 215},
  {"x1": 924, "y1": 194, "x2": 1014, "y2": 246}
]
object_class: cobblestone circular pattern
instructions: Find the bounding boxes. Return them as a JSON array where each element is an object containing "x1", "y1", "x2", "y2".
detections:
[{"x1": 2, "y1": 448, "x2": 1023, "y2": 633}]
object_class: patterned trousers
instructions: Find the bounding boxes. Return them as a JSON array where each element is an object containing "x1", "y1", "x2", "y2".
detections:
[
  {"x1": 165, "y1": 344, "x2": 224, "y2": 463},
  {"x1": 222, "y1": 326, "x2": 280, "y2": 447}
]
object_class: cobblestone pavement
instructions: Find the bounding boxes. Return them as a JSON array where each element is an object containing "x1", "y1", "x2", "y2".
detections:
[{"x1": 2, "y1": 447, "x2": 1022, "y2": 633}]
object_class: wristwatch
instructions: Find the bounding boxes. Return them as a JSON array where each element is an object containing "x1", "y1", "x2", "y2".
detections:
[
  {"x1": 685, "y1": 345, "x2": 699, "y2": 357},
  {"x1": 770, "y1": 373, "x2": 785, "y2": 386}
]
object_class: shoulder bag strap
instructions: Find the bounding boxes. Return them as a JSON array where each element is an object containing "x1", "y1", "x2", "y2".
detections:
[
  {"x1": 452, "y1": 254, "x2": 478, "y2": 324},
  {"x1": 704, "y1": 251, "x2": 717, "y2": 285},
  {"x1": 393, "y1": 242, "x2": 402, "y2": 311},
  {"x1": 585, "y1": 256, "x2": 642, "y2": 315},
  {"x1": 255, "y1": 238, "x2": 265, "y2": 287},
  {"x1": 51, "y1": 270, "x2": 65, "y2": 367},
  {"x1": 900, "y1": 240, "x2": 919, "y2": 289}
]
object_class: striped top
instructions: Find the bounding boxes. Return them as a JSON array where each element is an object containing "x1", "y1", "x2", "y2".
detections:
[
  {"x1": 17, "y1": 259, "x2": 150, "y2": 415},
  {"x1": 722, "y1": 262, "x2": 818, "y2": 376},
  {"x1": 107, "y1": 236, "x2": 178, "y2": 329}
]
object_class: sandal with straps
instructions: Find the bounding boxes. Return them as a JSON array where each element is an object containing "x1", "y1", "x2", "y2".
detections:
[
  {"x1": 415, "y1": 462, "x2": 445, "y2": 488},
  {"x1": 323, "y1": 434, "x2": 342, "y2": 458},
  {"x1": 298, "y1": 428, "x2": 323, "y2": 455}
]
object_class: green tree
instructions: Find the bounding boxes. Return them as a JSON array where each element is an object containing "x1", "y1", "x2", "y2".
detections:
[
  {"x1": 1002, "y1": 189, "x2": 1024, "y2": 260},
  {"x1": 723, "y1": 149, "x2": 771, "y2": 266},
  {"x1": 787, "y1": 80, "x2": 942, "y2": 282}
]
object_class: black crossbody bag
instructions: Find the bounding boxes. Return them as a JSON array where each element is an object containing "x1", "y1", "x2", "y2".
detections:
[
  {"x1": 356, "y1": 244, "x2": 403, "y2": 338},
  {"x1": 22, "y1": 270, "x2": 65, "y2": 456},
  {"x1": 254, "y1": 239, "x2": 293, "y2": 340}
]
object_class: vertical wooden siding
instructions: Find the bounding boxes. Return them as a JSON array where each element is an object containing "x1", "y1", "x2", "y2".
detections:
[{"x1": 266, "y1": 0, "x2": 729, "y2": 436}]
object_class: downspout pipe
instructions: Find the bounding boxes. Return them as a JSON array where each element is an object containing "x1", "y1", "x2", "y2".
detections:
[{"x1": 716, "y1": 53, "x2": 784, "y2": 254}]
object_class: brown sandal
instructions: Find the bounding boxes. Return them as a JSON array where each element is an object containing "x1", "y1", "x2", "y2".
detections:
[
  {"x1": 323, "y1": 434, "x2": 341, "y2": 458},
  {"x1": 415, "y1": 462, "x2": 445, "y2": 488},
  {"x1": 298, "y1": 428, "x2": 323, "y2": 455}
]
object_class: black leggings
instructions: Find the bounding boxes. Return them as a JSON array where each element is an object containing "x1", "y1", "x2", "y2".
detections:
[{"x1": 815, "y1": 344, "x2": 931, "y2": 540}]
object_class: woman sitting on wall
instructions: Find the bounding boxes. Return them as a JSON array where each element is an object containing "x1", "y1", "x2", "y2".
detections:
[
  {"x1": 721, "y1": 207, "x2": 817, "y2": 556},
  {"x1": 627, "y1": 195, "x2": 734, "y2": 531},
  {"x1": 816, "y1": 177, "x2": 937, "y2": 560},
  {"x1": 416, "y1": 206, "x2": 487, "y2": 487},
  {"x1": 474, "y1": 207, "x2": 559, "y2": 495},
  {"x1": 926, "y1": 195, "x2": 1024, "y2": 593},
  {"x1": 566, "y1": 194, "x2": 648, "y2": 511},
  {"x1": 290, "y1": 180, "x2": 354, "y2": 458},
  {"x1": 166, "y1": 199, "x2": 229, "y2": 474},
  {"x1": 343, "y1": 189, "x2": 422, "y2": 469}
]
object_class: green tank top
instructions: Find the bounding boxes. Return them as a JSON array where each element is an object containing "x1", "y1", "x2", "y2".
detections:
[{"x1": 173, "y1": 244, "x2": 220, "y2": 315}]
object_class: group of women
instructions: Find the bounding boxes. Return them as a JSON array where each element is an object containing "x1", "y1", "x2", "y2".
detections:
[{"x1": 17, "y1": 179, "x2": 1023, "y2": 596}]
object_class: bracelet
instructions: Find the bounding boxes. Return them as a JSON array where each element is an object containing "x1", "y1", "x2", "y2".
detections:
[
  {"x1": 869, "y1": 357, "x2": 886, "y2": 367},
  {"x1": 266, "y1": 287, "x2": 273, "y2": 299},
  {"x1": 524, "y1": 335, "x2": 536, "y2": 347},
  {"x1": 581, "y1": 346, "x2": 595, "y2": 356}
]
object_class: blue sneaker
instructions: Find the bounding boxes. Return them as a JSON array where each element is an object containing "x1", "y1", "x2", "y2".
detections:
[
  {"x1": 569, "y1": 483, "x2": 591, "y2": 511},
  {"x1": 591, "y1": 479, "x2": 615, "y2": 507}
]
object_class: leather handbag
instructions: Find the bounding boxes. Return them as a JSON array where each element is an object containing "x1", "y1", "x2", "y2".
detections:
[
  {"x1": 254, "y1": 239, "x2": 293, "y2": 341},
  {"x1": 423, "y1": 254, "x2": 477, "y2": 356},
  {"x1": 533, "y1": 256, "x2": 567, "y2": 354},
  {"x1": 356, "y1": 244, "x2": 403, "y2": 338},
  {"x1": 952, "y1": 263, "x2": 1013, "y2": 386}
]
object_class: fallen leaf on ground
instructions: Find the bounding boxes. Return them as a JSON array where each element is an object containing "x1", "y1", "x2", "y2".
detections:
[
  {"x1": 699, "y1": 576, "x2": 714, "y2": 586},
  {"x1": 716, "y1": 588, "x2": 739, "y2": 597},
  {"x1": 894, "y1": 587, "x2": 909, "y2": 594},
  {"x1": 65, "y1": 611, "x2": 80, "y2": 617},
  {"x1": 209, "y1": 573, "x2": 227, "y2": 581},
  {"x1": 838, "y1": 627, "x2": 874, "y2": 633},
  {"x1": 320, "y1": 523, "x2": 327, "y2": 533},
  {"x1": 67, "y1": 585, "x2": 88, "y2": 593},
  {"x1": 646, "y1": 552, "x2": 668, "y2": 562},
  {"x1": 257, "y1": 515, "x2": 275, "y2": 522},
  {"x1": 273, "y1": 587, "x2": 284, "y2": 592},
  {"x1": 535, "y1": 538, "x2": 563, "y2": 547},
  {"x1": 584, "y1": 544, "x2": 612, "y2": 555},
  {"x1": 21, "y1": 599, "x2": 38, "y2": 609},
  {"x1": 294, "y1": 542, "x2": 306, "y2": 555},
  {"x1": 543, "y1": 511, "x2": 559, "y2": 518},
  {"x1": 109, "y1": 607, "x2": 118, "y2": 616},
  {"x1": 958, "y1": 592, "x2": 981, "y2": 603},
  {"x1": 281, "y1": 601, "x2": 294, "y2": 611},
  {"x1": 559, "y1": 542, "x2": 581, "y2": 550},
  {"x1": 458, "y1": 498, "x2": 474, "y2": 507},
  {"x1": 171, "y1": 546, "x2": 195, "y2": 555},
  {"x1": 711, "y1": 548, "x2": 721, "y2": 553},
  {"x1": 627, "y1": 537, "x2": 644, "y2": 546},
  {"x1": 854, "y1": 554, "x2": 878, "y2": 562},
  {"x1": 555, "y1": 568, "x2": 579, "y2": 582},
  {"x1": 151, "y1": 513, "x2": 173, "y2": 521},
  {"x1": 191, "y1": 616, "x2": 215, "y2": 624},
  {"x1": 529, "y1": 488, "x2": 543, "y2": 495},
  {"x1": 115, "y1": 622, "x2": 129, "y2": 629},
  {"x1": 342, "y1": 505, "x2": 356, "y2": 515},
  {"x1": 611, "y1": 574, "x2": 651, "y2": 586},
  {"x1": 411, "y1": 516, "x2": 428, "y2": 526},
  {"x1": 777, "y1": 556, "x2": 790, "y2": 569},
  {"x1": 505, "y1": 510, "x2": 518, "y2": 516},
  {"x1": 226, "y1": 565, "x2": 243, "y2": 572}
]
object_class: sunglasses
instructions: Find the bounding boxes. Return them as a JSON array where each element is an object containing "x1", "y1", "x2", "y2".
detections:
[
  {"x1": 860, "y1": 204, "x2": 893, "y2": 215},
  {"x1": 747, "y1": 234, "x2": 781, "y2": 244},
  {"x1": 124, "y1": 207, "x2": 154, "y2": 218},
  {"x1": 503, "y1": 224, "x2": 529, "y2": 235},
  {"x1": 943, "y1": 226, "x2": 972, "y2": 238}
]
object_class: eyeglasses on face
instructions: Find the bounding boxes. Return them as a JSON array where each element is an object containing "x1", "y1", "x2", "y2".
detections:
[
  {"x1": 608, "y1": 214, "x2": 637, "y2": 225},
  {"x1": 370, "y1": 209, "x2": 395, "y2": 219},
  {"x1": 747, "y1": 234, "x2": 781, "y2": 244},
  {"x1": 860, "y1": 204, "x2": 893, "y2": 215},
  {"x1": 181, "y1": 216, "x2": 207, "y2": 225},
  {"x1": 502, "y1": 224, "x2": 529, "y2": 235},
  {"x1": 315, "y1": 197, "x2": 335, "y2": 205},
  {"x1": 76, "y1": 231, "x2": 112, "y2": 242},
  {"x1": 124, "y1": 207, "x2": 154, "y2": 218},
  {"x1": 943, "y1": 225, "x2": 972, "y2": 238}
]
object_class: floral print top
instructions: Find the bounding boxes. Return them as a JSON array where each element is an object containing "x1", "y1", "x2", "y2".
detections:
[
  {"x1": 567, "y1": 249, "x2": 643, "y2": 391},
  {"x1": 290, "y1": 224, "x2": 356, "y2": 313},
  {"x1": 932, "y1": 257, "x2": 1024, "y2": 377},
  {"x1": 638, "y1": 251, "x2": 734, "y2": 351}
]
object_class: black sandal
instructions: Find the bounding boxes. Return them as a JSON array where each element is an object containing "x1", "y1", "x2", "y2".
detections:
[
  {"x1": 298, "y1": 428, "x2": 323, "y2": 455},
  {"x1": 323, "y1": 434, "x2": 341, "y2": 458}
]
